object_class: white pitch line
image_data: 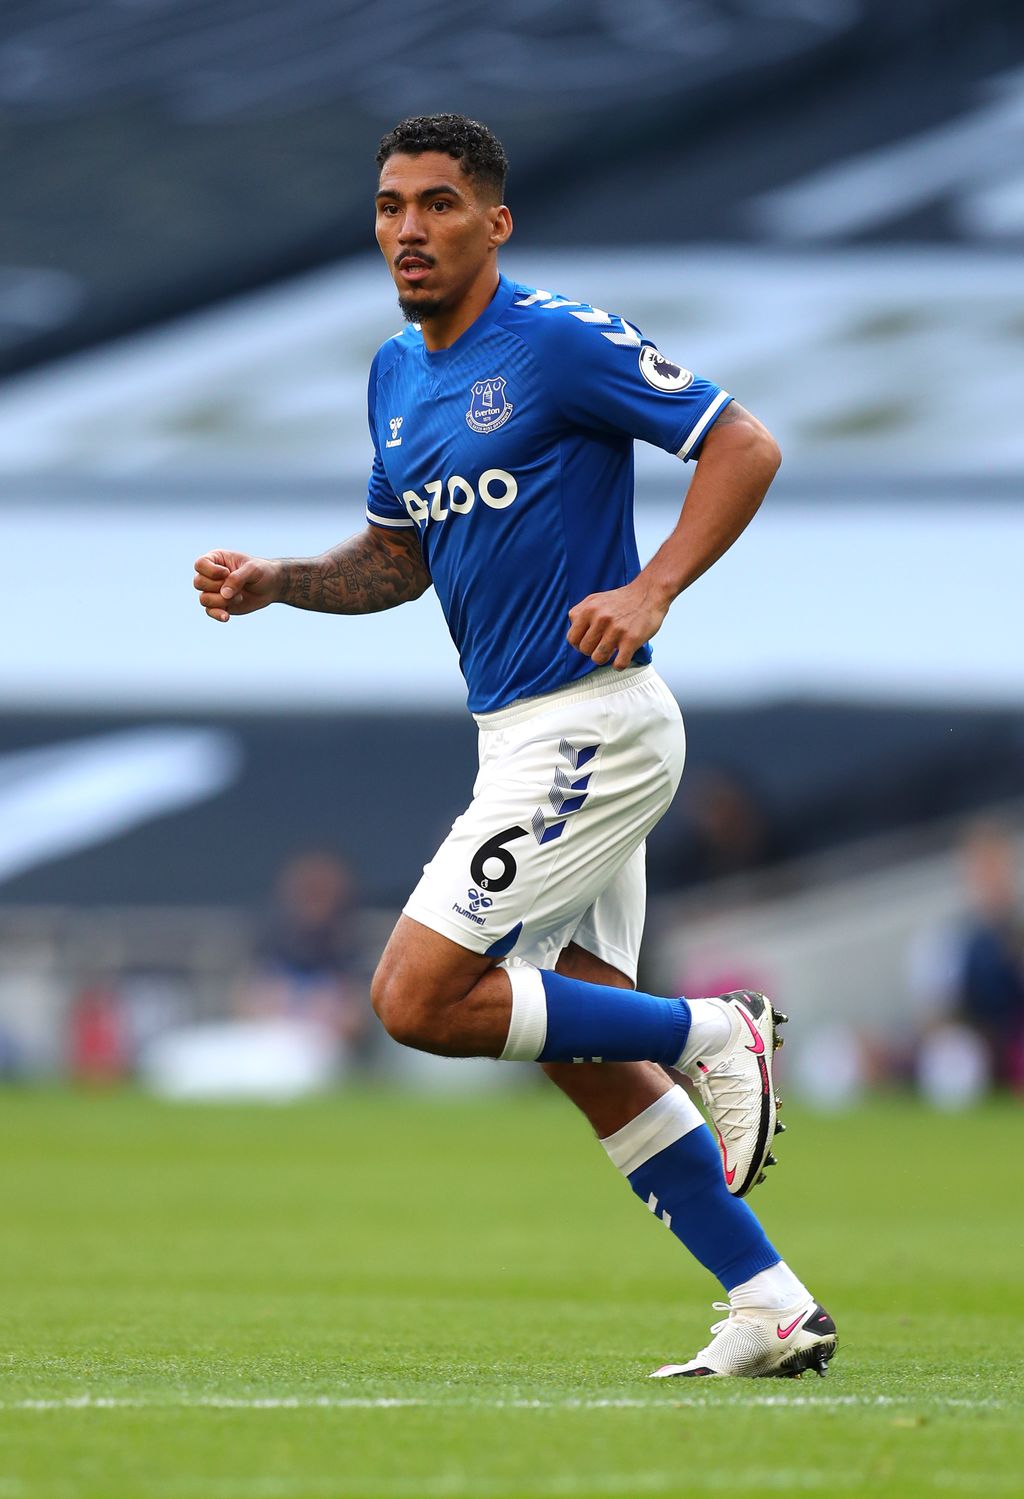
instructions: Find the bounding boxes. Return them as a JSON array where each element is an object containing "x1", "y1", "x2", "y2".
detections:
[{"x1": 0, "y1": 1393, "x2": 1009, "y2": 1414}]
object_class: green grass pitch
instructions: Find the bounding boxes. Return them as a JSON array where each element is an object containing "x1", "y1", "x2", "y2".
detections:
[{"x1": 1, "y1": 1084, "x2": 1021, "y2": 1498}]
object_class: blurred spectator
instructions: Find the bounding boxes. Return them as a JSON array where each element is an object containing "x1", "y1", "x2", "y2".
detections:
[
  {"x1": 649, "y1": 764, "x2": 778, "y2": 890},
  {"x1": 0, "y1": 1023, "x2": 22, "y2": 1080},
  {"x1": 910, "y1": 821, "x2": 1024, "y2": 1096},
  {"x1": 689, "y1": 767, "x2": 776, "y2": 880},
  {"x1": 68, "y1": 979, "x2": 128, "y2": 1085},
  {"x1": 954, "y1": 823, "x2": 1024, "y2": 1088},
  {"x1": 237, "y1": 851, "x2": 369, "y2": 1050}
]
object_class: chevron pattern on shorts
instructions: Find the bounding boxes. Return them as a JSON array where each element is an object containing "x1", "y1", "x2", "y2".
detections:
[{"x1": 532, "y1": 741, "x2": 600, "y2": 843}]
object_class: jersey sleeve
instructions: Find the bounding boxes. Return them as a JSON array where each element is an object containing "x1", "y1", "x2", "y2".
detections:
[
  {"x1": 535, "y1": 305, "x2": 732, "y2": 460},
  {"x1": 365, "y1": 445, "x2": 413, "y2": 529},
  {"x1": 364, "y1": 354, "x2": 414, "y2": 530}
]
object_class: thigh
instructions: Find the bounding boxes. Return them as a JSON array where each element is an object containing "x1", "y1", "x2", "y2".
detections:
[
  {"x1": 374, "y1": 911, "x2": 495, "y2": 1003},
  {"x1": 371, "y1": 912, "x2": 515, "y2": 1056}
]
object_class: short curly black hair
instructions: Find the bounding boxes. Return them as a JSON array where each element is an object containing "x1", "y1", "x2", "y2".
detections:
[{"x1": 376, "y1": 113, "x2": 508, "y2": 201}]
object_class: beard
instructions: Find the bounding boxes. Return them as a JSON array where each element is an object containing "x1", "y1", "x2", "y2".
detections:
[{"x1": 398, "y1": 293, "x2": 445, "y2": 323}]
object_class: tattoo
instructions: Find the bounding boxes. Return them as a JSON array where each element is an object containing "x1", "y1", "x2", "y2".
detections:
[
  {"x1": 278, "y1": 526, "x2": 430, "y2": 615},
  {"x1": 712, "y1": 400, "x2": 748, "y2": 428}
]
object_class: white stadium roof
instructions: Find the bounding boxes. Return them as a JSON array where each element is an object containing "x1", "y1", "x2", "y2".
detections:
[
  {"x1": 0, "y1": 247, "x2": 1020, "y2": 480},
  {"x1": 0, "y1": 247, "x2": 1020, "y2": 710}
]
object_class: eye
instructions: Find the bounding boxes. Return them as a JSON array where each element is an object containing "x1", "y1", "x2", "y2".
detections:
[{"x1": 431, "y1": 199, "x2": 451, "y2": 212}]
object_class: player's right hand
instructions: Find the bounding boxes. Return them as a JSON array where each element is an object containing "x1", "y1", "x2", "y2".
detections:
[{"x1": 193, "y1": 550, "x2": 281, "y2": 622}]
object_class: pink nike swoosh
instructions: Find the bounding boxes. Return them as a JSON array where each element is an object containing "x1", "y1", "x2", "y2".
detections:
[
  {"x1": 738, "y1": 1007, "x2": 765, "y2": 1055},
  {"x1": 715, "y1": 1127, "x2": 737, "y2": 1186},
  {"x1": 777, "y1": 1314, "x2": 804, "y2": 1339}
]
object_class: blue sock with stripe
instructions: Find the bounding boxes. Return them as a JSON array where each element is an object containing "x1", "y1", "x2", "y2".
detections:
[
  {"x1": 602, "y1": 1085, "x2": 780, "y2": 1290},
  {"x1": 500, "y1": 966, "x2": 691, "y2": 1066}
]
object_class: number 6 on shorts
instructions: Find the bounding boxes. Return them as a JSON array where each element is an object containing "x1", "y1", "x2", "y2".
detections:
[{"x1": 469, "y1": 825, "x2": 529, "y2": 893}]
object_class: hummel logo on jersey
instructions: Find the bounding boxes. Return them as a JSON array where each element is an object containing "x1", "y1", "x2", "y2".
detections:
[
  {"x1": 466, "y1": 887, "x2": 494, "y2": 914},
  {"x1": 386, "y1": 416, "x2": 404, "y2": 448},
  {"x1": 466, "y1": 376, "x2": 514, "y2": 434}
]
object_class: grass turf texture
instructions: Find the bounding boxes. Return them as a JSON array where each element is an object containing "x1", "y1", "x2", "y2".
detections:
[{"x1": 0, "y1": 1087, "x2": 1021, "y2": 1499}]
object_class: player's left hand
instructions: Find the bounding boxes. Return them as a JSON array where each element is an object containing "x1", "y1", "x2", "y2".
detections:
[{"x1": 567, "y1": 579, "x2": 670, "y2": 669}]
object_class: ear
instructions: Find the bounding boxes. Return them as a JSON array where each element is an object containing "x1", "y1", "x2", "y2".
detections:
[{"x1": 489, "y1": 205, "x2": 513, "y2": 251}]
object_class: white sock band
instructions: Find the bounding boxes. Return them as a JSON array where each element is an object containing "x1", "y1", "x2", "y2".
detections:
[
  {"x1": 600, "y1": 1084, "x2": 704, "y2": 1177},
  {"x1": 730, "y1": 1261, "x2": 811, "y2": 1311},
  {"x1": 677, "y1": 996, "x2": 733, "y2": 1070},
  {"x1": 499, "y1": 962, "x2": 548, "y2": 1061}
]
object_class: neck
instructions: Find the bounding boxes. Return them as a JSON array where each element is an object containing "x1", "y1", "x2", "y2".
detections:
[{"x1": 419, "y1": 265, "x2": 501, "y2": 352}]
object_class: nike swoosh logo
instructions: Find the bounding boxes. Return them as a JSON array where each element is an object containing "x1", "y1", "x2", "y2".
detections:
[
  {"x1": 738, "y1": 1008, "x2": 765, "y2": 1055},
  {"x1": 777, "y1": 1313, "x2": 804, "y2": 1339},
  {"x1": 715, "y1": 1127, "x2": 736, "y2": 1186}
]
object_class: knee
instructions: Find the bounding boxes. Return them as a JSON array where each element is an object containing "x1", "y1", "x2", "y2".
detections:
[{"x1": 370, "y1": 965, "x2": 446, "y2": 1052}]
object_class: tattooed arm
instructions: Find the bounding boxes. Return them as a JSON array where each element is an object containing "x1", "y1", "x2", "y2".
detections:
[
  {"x1": 193, "y1": 526, "x2": 430, "y2": 623},
  {"x1": 277, "y1": 527, "x2": 430, "y2": 615}
]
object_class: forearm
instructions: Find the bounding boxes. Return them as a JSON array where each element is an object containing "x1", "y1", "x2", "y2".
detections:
[
  {"x1": 565, "y1": 403, "x2": 780, "y2": 669},
  {"x1": 640, "y1": 403, "x2": 781, "y2": 606},
  {"x1": 278, "y1": 527, "x2": 430, "y2": 614}
]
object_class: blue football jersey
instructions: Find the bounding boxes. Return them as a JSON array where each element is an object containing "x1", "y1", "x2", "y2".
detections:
[{"x1": 365, "y1": 274, "x2": 732, "y2": 713}]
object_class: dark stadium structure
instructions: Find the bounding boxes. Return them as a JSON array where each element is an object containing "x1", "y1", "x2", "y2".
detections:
[
  {"x1": 1, "y1": 0, "x2": 1022, "y2": 377},
  {"x1": 1, "y1": 702, "x2": 1022, "y2": 909}
]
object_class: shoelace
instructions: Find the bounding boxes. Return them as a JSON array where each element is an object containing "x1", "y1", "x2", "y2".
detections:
[
  {"x1": 704, "y1": 1301, "x2": 770, "y2": 1338},
  {"x1": 707, "y1": 1301, "x2": 732, "y2": 1337},
  {"x1": 690, "y1": 1302, "x2": 743, "y2": 1363},
  {"x1": 695, "y1": 1061, "x2": 756, "y2": 1131}
]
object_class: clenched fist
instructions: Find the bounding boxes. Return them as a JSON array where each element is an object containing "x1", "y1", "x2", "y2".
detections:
[
  {"x1": 566, "y1": 577, "x2": 670, "y2": 669},
  {"x1": 193, "y1": 550, "x2": 282, "y2": 622}
]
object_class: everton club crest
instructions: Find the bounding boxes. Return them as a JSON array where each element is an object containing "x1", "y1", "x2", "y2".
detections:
[{"x1": 466, "y1": 375, "x2": 514, "y2": 434}]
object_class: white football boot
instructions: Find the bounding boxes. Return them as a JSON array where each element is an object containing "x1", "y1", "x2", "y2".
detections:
[
  {"x1": 650, "y1": 1300, "x2": 838, "y2": 1379},
  {"x1": 679, "y1": 990, "x2": 786, "y2": 1197}
]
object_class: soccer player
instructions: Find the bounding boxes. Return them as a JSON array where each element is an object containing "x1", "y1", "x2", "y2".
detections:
[{"x1": 193, "y1": 114, "x2": 837, "y2": 1379}]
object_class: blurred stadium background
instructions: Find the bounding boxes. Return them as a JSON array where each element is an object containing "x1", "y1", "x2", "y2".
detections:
[{"x1": 2, "y1": 0, "x2": 1023, "y2": 1113}]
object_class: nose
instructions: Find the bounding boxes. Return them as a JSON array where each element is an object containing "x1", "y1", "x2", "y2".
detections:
[{"x1": 398, "y1": 207, "x2": 427, "y2": 243}]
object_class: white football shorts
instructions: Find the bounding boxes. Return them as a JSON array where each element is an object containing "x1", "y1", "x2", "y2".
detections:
[{"x1": 403, "y1": 664, "x2": 685, "y2": 982}]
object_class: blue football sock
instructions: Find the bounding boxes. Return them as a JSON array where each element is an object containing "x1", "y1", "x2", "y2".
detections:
[
  {"x1": 603, "y1": 1086, "x2": 780, "y2": 1291},
  {"x1": 530, "y1": 968, "x2": 691, "y2": 1066}
]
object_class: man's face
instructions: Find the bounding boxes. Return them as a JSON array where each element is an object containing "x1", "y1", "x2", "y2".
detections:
[{"x1": 375, "y1": 151, "x2": 508, "y2": 322}]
